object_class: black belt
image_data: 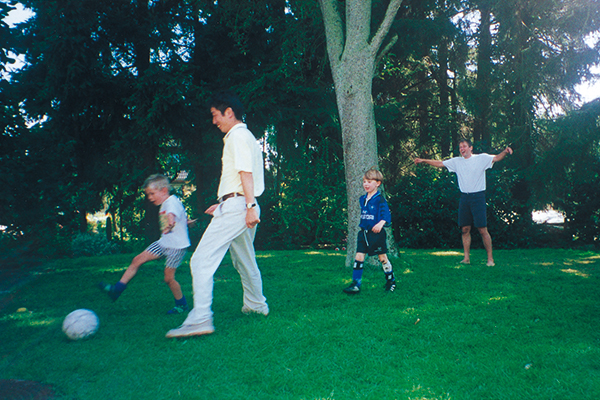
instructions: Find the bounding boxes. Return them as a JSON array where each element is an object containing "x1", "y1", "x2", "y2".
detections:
[{"x1": 219, "y1": 192, "x2": 243, "y2": 203}]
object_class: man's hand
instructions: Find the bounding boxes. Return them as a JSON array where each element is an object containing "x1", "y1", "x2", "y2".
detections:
[
  {"x1": 493, "y1": 146, "x2": 513, "y2": 162},
  {"x1": 246, "y1": 207, "x2": 260, "y2": 228}
]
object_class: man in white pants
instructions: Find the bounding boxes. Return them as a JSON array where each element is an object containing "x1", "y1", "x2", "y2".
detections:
[{"x1": 166, "y1": 91, "x2": 268, "y2": 338}]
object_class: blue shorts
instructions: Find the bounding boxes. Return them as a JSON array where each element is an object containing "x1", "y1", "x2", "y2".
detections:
[
  {"x1": 458, "y1": 191, "x2": 487, "y2": 228},
  {"x1": 356, "y1": 229, "x2": 387, "y2": 256}
]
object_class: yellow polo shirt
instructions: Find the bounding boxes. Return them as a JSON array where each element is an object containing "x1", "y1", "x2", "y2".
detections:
[{"x1": 217, "y1": 123, "x2": 265, "y2": 199}]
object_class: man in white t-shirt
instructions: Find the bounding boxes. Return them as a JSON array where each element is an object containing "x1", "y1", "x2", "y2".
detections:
[
  {"x1": 166, "y1": 91, "x2": 268, "y2": 338},
  {"x1": 415, "y1": 139, "x2": 513, "y2": 266}
]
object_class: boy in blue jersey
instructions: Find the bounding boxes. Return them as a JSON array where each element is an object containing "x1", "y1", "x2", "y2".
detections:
[{"x1": 343, "y1": 168, "x2": 396, "y2": 294}]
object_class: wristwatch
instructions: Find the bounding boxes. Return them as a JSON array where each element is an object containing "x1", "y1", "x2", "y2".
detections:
[{"x1": 246, "y1": 202, "x2": 257, "y2": 209}]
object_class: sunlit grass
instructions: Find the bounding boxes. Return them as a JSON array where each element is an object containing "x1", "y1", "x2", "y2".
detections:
[
  {"x1": 428, "y1": 250, "x2": 463, "y2": 257},
  {"x1": 561, "y1": 268, "x2": 590, "y2": 278},
  {"x1": 0, "y1": 309, "x2": 57, "y2": 328},
  {"x1": 1, "y1": 248, "x2": 599, "y2": 399}
]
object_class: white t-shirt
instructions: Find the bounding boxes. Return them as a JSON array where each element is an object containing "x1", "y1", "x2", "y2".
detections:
[
  {"x1": 443, "y1": 154, "x2": 494, "y2": 193},
  {"x1": 158, "y1": 195, "x2": 191, "y2": 249},
  {"x1": 216, "y1": 123, "x2": 265, "y2": 199}
]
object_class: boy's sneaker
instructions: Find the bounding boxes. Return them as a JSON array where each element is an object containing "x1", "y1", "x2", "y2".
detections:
[
  {"x1": 384, "y1": 280, "x2": 396, "y2": 292},
  {"x1": 97, "y1": 282, "x2": 120, "y2": 301},
  {"x1": 343, "y1": 280, "x2": 361, "y2": 294},
  {"x1": 167, "y1": 305, "x2": 189, "y2": 315}
]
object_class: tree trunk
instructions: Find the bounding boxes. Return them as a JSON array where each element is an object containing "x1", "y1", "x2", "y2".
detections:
[
  {"x1": 333, "y1": 57, "x2": 379, "y2": 266},
  {"x1": 450, "y1": 75, "x2": 459, "y2": 153},
  {"x1": 437, "y1": 38, "x2": 451, "y2": 157},
  {"x1": 133, "y1": 0, "x2": 160, "y2": 244},
  {"x1": 417, "y1": 68, "x2": 430, "y2": 148},
  {"x1": 506, "y1": 5, "x2": 535, "y2": 225},
  {"x1": 319, "y1": 0, "x2": 402, "y2": 266},
  {"x1": 473, "y1": 2, "x2": 492, "y2": 146}
]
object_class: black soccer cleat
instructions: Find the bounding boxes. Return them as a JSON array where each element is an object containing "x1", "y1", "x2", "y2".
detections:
[
  {"x1": 384, "y1": 279, "x2": 396, "y2": 292},
  {"x1": 343, "y1": 280, "x2": 361, "y2": 294},
  {"x1": 167, "y1": 304, "x2": 189, "y2": 315},
  {"x1": 97, "y1": 282, "x2": 121, "y2": 301}
]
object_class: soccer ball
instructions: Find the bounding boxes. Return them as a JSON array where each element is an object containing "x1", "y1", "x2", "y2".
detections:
[{"x1": 62, "y1": 309, "x2": 99, "y2": 340}]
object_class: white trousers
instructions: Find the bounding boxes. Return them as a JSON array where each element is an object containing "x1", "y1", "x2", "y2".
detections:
[{"x1": 183, "y1": 196, "x2": 267, "y2": 325}]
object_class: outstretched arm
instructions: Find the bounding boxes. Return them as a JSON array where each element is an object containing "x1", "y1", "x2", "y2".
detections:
[
  {"x1": 492, "y1": 147, "x2": 513, "y2": 163},
  {"x1": 414, "y1": 158, "x2": 445, "y2": 168}
]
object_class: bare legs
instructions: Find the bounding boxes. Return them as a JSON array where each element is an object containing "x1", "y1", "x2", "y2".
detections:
[
  {"x1": 119, "y1": 251, "x2": 159, "y2": 283},
  {"x1": 461, "y1": 226, "x2": 494, "y2": 266},
  {"x1": 119, "y1": 250, "x2": 184, "y2": 299},
  {"x1": 164, "y1": 267, "x2": 184, "y2": 300}
]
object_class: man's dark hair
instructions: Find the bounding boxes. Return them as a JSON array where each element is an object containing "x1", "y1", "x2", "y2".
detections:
[
  {"x1": 209, "y1": 90, "x2": 244, "y2": 121},
  {"x1": 458, "y1": 138, "x2": 473, "y2": 147}
]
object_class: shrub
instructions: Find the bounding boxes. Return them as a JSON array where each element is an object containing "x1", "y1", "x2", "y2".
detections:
[
  {"x1": 71, "y1": 233, "x2": 119, "y2": 257},
  {"x1": 389, "y1": 167, "x2": 461, "y2": 248},
  {"x1": 390, "y1": 165, "x2": 547, "y2": 249}
]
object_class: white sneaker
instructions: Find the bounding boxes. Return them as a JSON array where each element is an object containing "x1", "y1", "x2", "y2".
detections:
[
  {"x1": 165, "y1": 321, "x2": 215, "y2": 338},
  {"x1": 241, "y1": 305, "x2": 269, "y2": 316}
]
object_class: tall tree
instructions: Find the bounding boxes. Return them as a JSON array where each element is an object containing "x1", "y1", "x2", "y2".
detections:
[
  {"x1": 9, "y1": 0, "x2": 198, "y2": 243},
  {"x1": 493, "y1": 0, "x2": 599, "y2": 223},
  {"x1": 318, "y1": 0, "x2": 403, "y2": 265},
  {"x1": 471, "y1": 0, "x2": 493, "y2": 146}
]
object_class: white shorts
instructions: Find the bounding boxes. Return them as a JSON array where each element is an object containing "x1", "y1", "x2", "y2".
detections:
[{"x1": 146, "y1": 241, "x2": 188, "y2": 269}]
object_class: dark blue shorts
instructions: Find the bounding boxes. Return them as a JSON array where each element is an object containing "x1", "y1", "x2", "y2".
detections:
[
  {"x1": 458, "y1": 191, "x2": 487, "y2": 228},
  {"x1": 356, "y1": 229, "x2": 387, "y2": 256}
]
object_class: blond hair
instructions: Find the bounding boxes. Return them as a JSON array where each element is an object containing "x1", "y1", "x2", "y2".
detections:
[
  {"x1": 143, "y1": 174, "x2": 171, "y2": 191},
  {"x1": 363, "y1": 167, "x2": 384, "y2": 182}
]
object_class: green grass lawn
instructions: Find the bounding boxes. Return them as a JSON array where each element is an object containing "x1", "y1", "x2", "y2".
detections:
[{"x1": 1, "y1": 249, "x2": 599, "y2": 399}]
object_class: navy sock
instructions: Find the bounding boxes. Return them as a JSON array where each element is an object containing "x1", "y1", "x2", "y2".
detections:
[
  {"x1": 175, "y1": 295, "x2": 187, "y2": 306},
  {"x1": 114, "y1": 281, "x2": 127, "y2": 293},
  {"x1": 352, "y1": 260, "x2": 364, "y2": 286}
]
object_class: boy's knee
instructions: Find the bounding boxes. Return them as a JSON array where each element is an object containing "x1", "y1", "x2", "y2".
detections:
[
  {"x1": 164, "y1": 276, "x2": 176, "y2": 286},
  {"x1": 131, "y1": 255, "x2": 143, "y2": 265},
  {"x1": 164, "y1": 271, "x2": 176, "y2": 285}
]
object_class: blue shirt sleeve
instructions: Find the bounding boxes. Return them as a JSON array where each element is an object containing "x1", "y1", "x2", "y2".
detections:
[{"x1": 379, "y1": 196, "x2": 392, "y2": 225}]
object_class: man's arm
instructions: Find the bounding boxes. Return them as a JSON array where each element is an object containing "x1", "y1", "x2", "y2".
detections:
[
  {"x1": 492, "y1": 146, "x2": 513, "y2": 162},
  {"x1": 240, "y1": 171, "x2": 260, "y2": 228},
  {"x1": 414, "y1": 158, "x2": 445, "y2": 168}
]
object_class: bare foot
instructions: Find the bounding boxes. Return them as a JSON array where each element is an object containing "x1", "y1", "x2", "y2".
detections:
[{"x1": 460, "y1": 259, "x2": 470, "y2": 265}]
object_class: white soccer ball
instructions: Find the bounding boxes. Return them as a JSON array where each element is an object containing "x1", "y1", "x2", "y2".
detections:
[{"x1": 62, "y1": 309, "x2": 99, "y2": 340}]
